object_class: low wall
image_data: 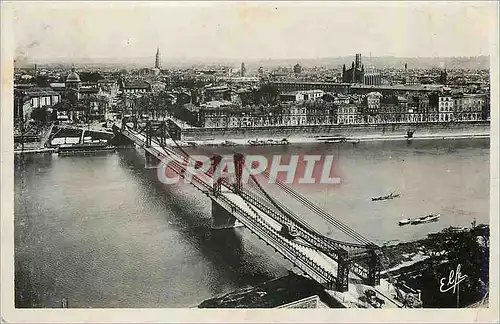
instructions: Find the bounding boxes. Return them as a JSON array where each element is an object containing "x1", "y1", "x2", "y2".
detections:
[{"x1": 180, "y1": 121, "x2": 490, "y2": 141}]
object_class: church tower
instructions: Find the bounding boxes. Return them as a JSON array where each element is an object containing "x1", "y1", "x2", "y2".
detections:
[{"x1": 155, "y1": 47, "x2": 161, "y2": 69}]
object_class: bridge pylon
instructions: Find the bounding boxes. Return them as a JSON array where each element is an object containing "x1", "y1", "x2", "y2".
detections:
[
  {"x1": 211, "y1": 200, "x2": 238, "y2": 230},
  {"x1": 366, "y1": 250, "x2": 381, "y2": 286},
  {"x1": 145, "y1": 121, "x2": 152, "y2": 147},
  {"x1": 233, "y1": 153, "x2": 244, "y2": 193},
  {"x1": 211, "y1": 155, "x2": 222, "y2": 196},
  {"x1": 336, "y1": 250, "x2": 350, "y2": 292}
]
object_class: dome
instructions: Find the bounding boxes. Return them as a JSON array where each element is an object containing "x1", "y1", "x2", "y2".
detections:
[{"x1": 66, "y1": 67, "x2": 81, "y2": 83}]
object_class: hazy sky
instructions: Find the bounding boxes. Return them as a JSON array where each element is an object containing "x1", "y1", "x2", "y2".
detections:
[{"x1": 8, "y1": 1, "x2": 498, "y2": 62}]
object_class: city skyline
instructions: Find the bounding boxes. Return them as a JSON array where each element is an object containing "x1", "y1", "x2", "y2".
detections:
[{"x1": 9, "y1": 2, "x2": 497, "y2": 63}]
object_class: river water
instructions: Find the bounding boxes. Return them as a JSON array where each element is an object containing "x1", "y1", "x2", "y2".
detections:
[{"x1": 14, "y1": 139, "x2": 490, "y2": 308}]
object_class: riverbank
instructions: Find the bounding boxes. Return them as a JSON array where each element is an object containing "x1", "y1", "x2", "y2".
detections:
[
  {"x1": 181, "y1": 132, "x2": 489, "y2": 147},
  {"x1": 197, "y1": 224, "x2": 489, "y2": 308},
  {"x1": 176, "y1": 121, "x2": 490, "y2": 147},
  {"x1": 198, "y1": 271, "x2": 342, "y2": 308}
]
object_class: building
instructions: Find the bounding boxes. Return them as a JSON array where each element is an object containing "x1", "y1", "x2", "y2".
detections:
[
  {"x1": 241, "y1": 62, "x2": 246, "y2": 77},
  {"x1": 364, "y1": 92, "x2": 383, "y2": 115},
  {"x1": 121, "y1": 80, "x2": 151, "y2": 94},
  {"x1": 293, "y1": 63, "x2": 302, "y2": 74},
  {"x1": 204, "y1": 85, "x2": 230, "y2": 102},
  {"x1": 65, "y1": 66, "x2": 82, "y2": 103},
  {"x1": 155, "y1": 47, "x2": 161, "y2": 69},
  {"x1": 304, "y1": 101, "x2": 336, "y2": 125},
  {"x1": 271, "y1": 81, "x2": 351, "y2": 93},
  {"x1": 279, "y1": 90, "x2": 325, "y2": 102},
  {"x1": 283, "y1": 104, "x2": 307, "y2": 126},
  {"x1": 350, "y1": 84, "x2": 445, "y2": 96},
  {"x1": 452, "y1": 93, "x2": 484, "y2": 122},
  {"x1": 363, "y1": 72, "x2": 382, "y2": 86},
  {"x1": 342, "y1": 53, "x2": 364, "y2": 83},
  {"x1": 14, "y1": 87, "x2": 61, "y2": 121},
  {"x1": 150, "y1": 81, "x2": 167, "y2": 93},
  {"x1": 439, "y1": 69, "x2": 447, "y2": 85},
  {"x1": 438, "y1": 95, "x2": 454, "y2": 122}
]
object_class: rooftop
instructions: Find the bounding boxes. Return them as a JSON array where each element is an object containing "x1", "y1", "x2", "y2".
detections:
[
  {"x1": 351, "y1": 84, "x2": 444, "y2": 91},
  {"x1": 123, "y1": 81, "x2": 150, "y2": 89},
  {"x1": 16, "y1": 87, "x2": 59, "y2": 98}
]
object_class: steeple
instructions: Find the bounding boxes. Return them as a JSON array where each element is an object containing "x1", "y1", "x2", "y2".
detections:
[{"x1": 155, "y1": 47, "x2": 161, "y2": 69}]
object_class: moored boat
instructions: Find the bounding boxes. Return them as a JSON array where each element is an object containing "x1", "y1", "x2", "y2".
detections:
[
  {"x1": 249, "y1": 138, "x2": 289, "y2": 146},
  {"x1": 248, "y1": 139, "x2": 266, "y2": 146},
  {"x1": 398, "y1": 218, "x2": 412, "y2": 226},
  {"x1": 221, "y1": 140, "x2": 237, "y2": 146},
  {"x1": 411, "y1": 213, "x2": 440, "y2": 225},
  {"x1": 324, "y1": 138, "x2": 346, "y2": 144}
]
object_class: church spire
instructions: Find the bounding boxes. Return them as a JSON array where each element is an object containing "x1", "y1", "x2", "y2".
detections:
[{"x1": 155, "y1": 47, "x2": 161, "y2": 69}]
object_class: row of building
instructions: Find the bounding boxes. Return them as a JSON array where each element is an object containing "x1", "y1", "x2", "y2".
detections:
[{"x1": 186, "y1": 90, "x2": 488, "y2": 128}]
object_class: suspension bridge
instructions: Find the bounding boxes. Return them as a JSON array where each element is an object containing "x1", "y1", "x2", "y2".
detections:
[{"x1": 112, "y1": 118, "x2": 408, "y2": 308}]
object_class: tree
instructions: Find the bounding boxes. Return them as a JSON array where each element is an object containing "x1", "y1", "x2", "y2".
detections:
[
  {"x1": 416, "y1": 233, "x2": 489, "y2": 308},
  {"x1": 79, "y1": 72, "x2": 104, "y2": 83},
  {"x1": 256, "y1": 83, "x2": 279, "y2": 105}
]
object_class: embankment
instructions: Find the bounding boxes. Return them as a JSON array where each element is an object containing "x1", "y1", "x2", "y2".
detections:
[{"x1": 180, "y1": 121, "x2": 490, "y2": 142}]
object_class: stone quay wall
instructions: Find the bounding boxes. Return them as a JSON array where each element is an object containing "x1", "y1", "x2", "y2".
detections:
[{"x1": 179, "y1": 121, "x2": 490, "y2": 141}]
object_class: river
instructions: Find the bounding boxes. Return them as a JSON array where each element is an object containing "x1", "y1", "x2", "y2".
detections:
[{"x1": 14, "y1": 138, "x2": 490, "y2": 308}]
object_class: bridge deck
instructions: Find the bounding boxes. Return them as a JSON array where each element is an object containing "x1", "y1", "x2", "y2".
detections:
[{"x1": 117, "y1": 123, "x2": 402, "y2": 308}]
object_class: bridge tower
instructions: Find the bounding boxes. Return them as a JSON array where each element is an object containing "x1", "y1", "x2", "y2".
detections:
[
  {"x1": 336, "y1": 250, "x2": 349, "y2": 292},
  {"x1": 145, "y1": 121, "x2": 152, "y2": 147},
  {"x1": 211, "y1": 155, "x2": 222, "y2": 196},
  {"x1": 159, "y1": 120, "x2": 167, "y2": 146},
  {"x1": 233, "y1": 153, "x2": 244, "y2": 193},
  {"x1": 210, "y1": 154, "x2": 238, "y2": 229},
  {"x1": 366, "y1": 250, "x2": 381, "y2": 286}
]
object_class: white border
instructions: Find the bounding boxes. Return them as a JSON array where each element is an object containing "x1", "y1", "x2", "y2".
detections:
[{"x1": 1, "y1": 1, "x2": 498, "y2": 323}]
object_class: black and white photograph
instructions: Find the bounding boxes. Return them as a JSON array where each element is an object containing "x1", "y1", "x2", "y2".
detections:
[{"x1": 1, "y1": 1, "x2": 498, "y2": 322}]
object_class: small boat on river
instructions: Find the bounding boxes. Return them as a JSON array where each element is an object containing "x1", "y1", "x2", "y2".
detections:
[
  {"x1": 372, "y1": 192, "x2": 400, "y2": 201},
  {"x1": 410, "y1": 213, "x2": 440, "y2": 225},
  {"x1": 248, "y1": 138, "x2": 289, "y2": 146},
  {"x1": 398, "y1": 218, "x2": 412, "y2": 226},
  {"x1": 324, "y1": 138, "x2": 346, "y2": 144}
]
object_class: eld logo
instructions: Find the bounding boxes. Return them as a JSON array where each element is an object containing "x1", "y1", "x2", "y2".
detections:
[{"x1": 154, "y1": 154, "x2": 341, "y2": 185}]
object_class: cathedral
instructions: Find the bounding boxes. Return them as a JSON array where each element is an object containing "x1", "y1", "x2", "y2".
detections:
[{"x1": 342, "y1": 53, "x2": 364, "y2": 84}]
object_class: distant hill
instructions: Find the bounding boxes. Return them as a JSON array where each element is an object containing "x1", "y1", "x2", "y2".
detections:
[
  {"x1": 248, "y1": 56, "x2": 490, "y2": 70},
  {"x1": 15, "y1": 55, "x2": 490, "y2": 70}
]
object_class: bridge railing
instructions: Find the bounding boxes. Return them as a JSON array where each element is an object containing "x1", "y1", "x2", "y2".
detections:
[{"x1": 214, "y1": 192, "x2": 337, "y2": 288}]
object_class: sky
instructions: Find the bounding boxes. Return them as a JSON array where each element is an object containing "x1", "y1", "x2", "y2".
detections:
[{"x1": 7, "y1": 1, "x2": 498, "y2": 62}]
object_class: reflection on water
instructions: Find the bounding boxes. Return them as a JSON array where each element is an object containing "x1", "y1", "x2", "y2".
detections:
[{"x1": 14, "y1": 138, "x2": 489, "y2": 307}]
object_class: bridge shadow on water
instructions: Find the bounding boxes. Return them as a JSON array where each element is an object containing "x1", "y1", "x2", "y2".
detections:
[{"x1": 116, "y1": 149, "x2": 288, "y2": 294}]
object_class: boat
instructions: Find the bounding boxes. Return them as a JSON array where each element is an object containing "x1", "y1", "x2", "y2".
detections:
[
  {"x1": 410, "y1": 213, "x2": 440, "y2": 225},
  {"x1": 372, "y1": 192, "x2": 400, "y2": 201},
  {"x1": 398, "y1": 218, "x2": 412, "y2": 226},
  {"x1": 248, "y1": 139, "x2": 266, "y2": 146},
  {"x1": 324, "y1": 137, "x2": 346, "y2": 144},
  {"x1": 267, "y1": 138, "x2": 289, "y2": 145},
  {"x1": 221, "y1": 140, "x2": 237, "y2": 146},
  {"x1": 248, "y1": 138, "x2": 288, "y2": 146},
  {"x1": 58, "y1": 142, "x2": 114, "y2": 156}
]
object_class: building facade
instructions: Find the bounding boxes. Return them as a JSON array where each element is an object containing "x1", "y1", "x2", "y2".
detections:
[
  {"x1": 280, "y1": 90, "x2": 325, "y2": 102},
  {"x1": 438, "y1": 95, "x2": 454, "y2": 122}
]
